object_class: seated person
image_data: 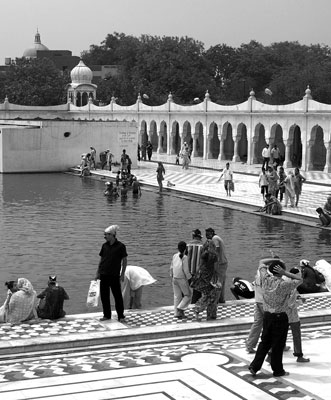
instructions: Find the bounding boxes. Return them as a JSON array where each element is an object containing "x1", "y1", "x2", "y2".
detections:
[
  {"x1": 297, "y1": 260, "x2": 327, "y2": 294},
  {"x1": 37, "y1": 276, "x2": 69, "y2": 320},
  {"x1": 264, "y1": 193, "x2": 282, "y2": 215},
  {"x1": 230, "y1": 277, "x2": 255, "y2": 300},
  {"x1": 316, "y1": 207, "x2": 331, "y2": 226},
  {"x1": 7, "y1": 278, "x2": 38, "y2": 324},
  {"x1": 0, "y1": 281, "x2": 16, "y2": 323}
]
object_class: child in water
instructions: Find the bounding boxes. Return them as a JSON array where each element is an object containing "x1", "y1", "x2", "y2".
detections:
[{"x1": 115, "y1": 171, "x2": 121, "y2": 187}]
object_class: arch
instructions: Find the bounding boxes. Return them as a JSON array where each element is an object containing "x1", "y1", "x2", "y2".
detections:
[
  {"x1": 140, "y1": 120, "x2": 148, "y2": 147},
  {"x1": 160, "y1": 121, "x2": 168, "y2": 153},
  {"x1": 222, "y1": 122, "x2": 234, "y2": 160},
  {"x1": 237, "y1": 123, "x2": 248, "y2": 162},
  {"x1": 149, "y1": 120, "x2": 158, "y2": 150},
  {"x1": 183, "y1": 121, "x2": 193, "y2": 151},
  {"x1": 270, "y1": 123, "x2": 285, "y2": 162},
  {"x1": 311, "y1": 125, "x2": 326, "y2": 170},
  {"x1": 171, "y1": 121, "x2": 180, "y2": 155},
  {"x1": 82, "y1": 92, "x2": 89, "y2": 106},
  {"x1": 254, "y1": 123, "x2": 266, "y2": 164},
  {"x1": 76, "y1": 92, "x2": 81, "y2": 106},
  {"x1": 209, "y1": 122, "x2": 219, "y2": 159},
  {"x1": 288, "y1": 124, "x2": 302, "y2": 168},
  {"x1": 194, "y1": 122, "x2": 204, "y2": 157}
]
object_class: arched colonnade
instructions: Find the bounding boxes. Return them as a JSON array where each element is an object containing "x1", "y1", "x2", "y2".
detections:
[{"x1": 139, "y1": 117, "x2": 330, "y2": 172}]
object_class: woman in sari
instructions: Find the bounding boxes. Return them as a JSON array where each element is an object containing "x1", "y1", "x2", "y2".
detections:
[
  {"x1": 7, "y1": 278, "x2": 37, "y2": 324},
  {"x1": 192, "y1": 240, "x2": 219, "y2": 321}
]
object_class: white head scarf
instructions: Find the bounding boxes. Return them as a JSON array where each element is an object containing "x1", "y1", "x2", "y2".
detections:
[
  {"x1": 17, "y1": 278, "x2": 34, "y2": 295},
  {"x1": 104, "y1": 225, "x2": 119, "y2": 236}
]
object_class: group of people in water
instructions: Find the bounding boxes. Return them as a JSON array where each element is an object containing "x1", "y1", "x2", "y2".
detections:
[
  {"x1": 79, "y1": 148, "x2": 133, "y2": 177},
  {"x1": 0, "y1": 276, "x2": 69, "y2": 324}
]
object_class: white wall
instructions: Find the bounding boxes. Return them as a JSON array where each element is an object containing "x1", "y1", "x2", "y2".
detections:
[{"x1": 0, "y1": 120, "x2": 138, "y2": 173}]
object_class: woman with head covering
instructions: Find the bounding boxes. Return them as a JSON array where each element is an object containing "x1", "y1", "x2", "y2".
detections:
[{"x1": 7, "y1": 278, "x2": 37, "y2": 324}]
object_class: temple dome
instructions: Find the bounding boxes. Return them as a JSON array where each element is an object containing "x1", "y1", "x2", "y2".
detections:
[
  {"x1": 23, "y1": 31, "x2": 49, "y2": 58},
  {"x1": 70, "y1": 60, "x2": 93, "y2": 84}
]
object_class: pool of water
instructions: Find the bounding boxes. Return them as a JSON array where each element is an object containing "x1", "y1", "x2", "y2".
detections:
[{"x1": 1, "y1": 172, "x2": 331, "y2": 315}]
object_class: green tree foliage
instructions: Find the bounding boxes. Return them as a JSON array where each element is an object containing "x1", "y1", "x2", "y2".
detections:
[
  {"x1": 1, "y1": 58, "x2": 70, "y2": 105},
  {"x1": 131, "y1": 35, "x2": 216, "y2": 104}
]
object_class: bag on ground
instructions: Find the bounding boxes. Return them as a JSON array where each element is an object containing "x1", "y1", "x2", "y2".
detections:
[{"x1": 86, "y1": 280, "x2": 100, "y2": 307}]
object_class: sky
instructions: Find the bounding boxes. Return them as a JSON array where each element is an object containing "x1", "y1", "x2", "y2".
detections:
[{"x1": 1, "y1": 0, "x2": 331, "y2": 63}]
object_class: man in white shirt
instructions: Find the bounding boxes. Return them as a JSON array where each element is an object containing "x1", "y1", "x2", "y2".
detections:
[{"x1": 262, "y1": 144, "x2": 270, "y2": 169}]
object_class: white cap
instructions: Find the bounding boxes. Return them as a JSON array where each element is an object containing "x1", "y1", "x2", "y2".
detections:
[
  {"x1": 104, "y1": 225, "x2": 119, "y2": 235},
  {"x1": 105, "y1": 182, "x2": 111, "y2": 186}
]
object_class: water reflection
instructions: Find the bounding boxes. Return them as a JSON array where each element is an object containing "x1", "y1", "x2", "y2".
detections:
[{"x1": 0, "y1": 173, "x2": 331, "y2": 315}]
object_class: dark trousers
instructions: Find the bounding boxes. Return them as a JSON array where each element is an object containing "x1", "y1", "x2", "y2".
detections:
[
  {"x1": 262, "y1": 157, "x2": 270, "y2": 169},
  {"x1": 100, "y1": 274, "x2": 124, "y2": 319},
  {"x1": 250, "y1": 311, "x2": 288, "y2": 376}
]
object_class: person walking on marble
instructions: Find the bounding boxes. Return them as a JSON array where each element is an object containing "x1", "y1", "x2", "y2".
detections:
[
  {"x1": 293, "y1": 167, "x2": 306, "y2": 207},
  {"x1": 95, "y1": 225, "x2": 127, "y2": 322},
  {"x1": 170, "y1": 241, "x2": 192, "y2": 319},
  {"x1": 262, "y1": 144, "x2": 270, "y2": 170},
  {"x1": 217, "y1": 162, "x2": 234, "y2": 197},
  {"x1": 285, "y1": 267, "x2": 310, "y2": 363},
  {"x1": 258, "y1": 167, "x2": 269, "y2": 201}
]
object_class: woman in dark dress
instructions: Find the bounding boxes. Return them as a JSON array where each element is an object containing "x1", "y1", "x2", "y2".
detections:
[{"x1": 37, "y1": 276, "x2": 69, "y2": 320}]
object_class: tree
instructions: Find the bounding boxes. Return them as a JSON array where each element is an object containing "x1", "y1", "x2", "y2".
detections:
[
  {"x1": 131, "y1": 35, "x2": 215, "y2": 104},
  {"x1": 1, "y1": 58, "x2": 70, "y2": 106}
]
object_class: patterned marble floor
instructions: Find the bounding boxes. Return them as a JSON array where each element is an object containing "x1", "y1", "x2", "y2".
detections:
[
  {"x1": 1, "y1": 323, "x2": 331, "y2": 400},
  {"x1": 0, "y1": 295, "x2": 330, "y2": 341}
]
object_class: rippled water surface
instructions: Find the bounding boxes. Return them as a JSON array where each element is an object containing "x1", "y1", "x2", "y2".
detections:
[{"x1": 1, "y1": 173, "x2": 331, "y2": 314}]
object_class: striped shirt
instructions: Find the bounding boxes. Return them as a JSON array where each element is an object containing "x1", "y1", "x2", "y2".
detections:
[{"x1": 187, "y1": 239, "x2": 203, "y2": 275}]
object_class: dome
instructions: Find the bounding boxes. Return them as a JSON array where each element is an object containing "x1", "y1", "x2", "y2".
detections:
[
  {"x1": 70, "y1": 60, "x2": 93, "y2": 84},
  {"x1": 23, "y1": 31, "x2": 49, "y2": 58}
]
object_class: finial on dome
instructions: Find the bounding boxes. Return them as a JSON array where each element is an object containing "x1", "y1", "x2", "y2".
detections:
[
  {"x1": 4, "y1": 96, "x2": 8, "y2": 103},
  {"x1": 249, "y1": 89, "x2": 255, "y2": 98},
  {"x1": 168, "y1": 92, "x2": 173, "y2": 102},
  {"x1": 304, "y1": 85, "x2": 312, "y2": 99},
  {"x1": 111, "y1": 96, "x2": 117, "y2": 103},
  {"x1": 88, "y1": 96, "x2": 93, "y2": 104},
  {"x1": 204, "y1": 90, "x2": 210, "y2": 101},
  {"x1": 137, "y1": 93, "x2": 142, "y2": 102}
]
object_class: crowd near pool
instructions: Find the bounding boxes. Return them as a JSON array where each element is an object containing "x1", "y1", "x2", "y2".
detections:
[{"x1": 1, "y1": 172, "x2": 331, "y2": 315}]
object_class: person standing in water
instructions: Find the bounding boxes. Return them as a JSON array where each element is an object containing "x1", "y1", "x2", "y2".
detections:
[{"x1": 156, "y1": 162, "x2": 165, "y2": 192}]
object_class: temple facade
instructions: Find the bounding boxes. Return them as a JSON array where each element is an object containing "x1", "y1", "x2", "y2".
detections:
[{"x1": 1, "y1": 85, "x2": 331, "y2": 172}]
